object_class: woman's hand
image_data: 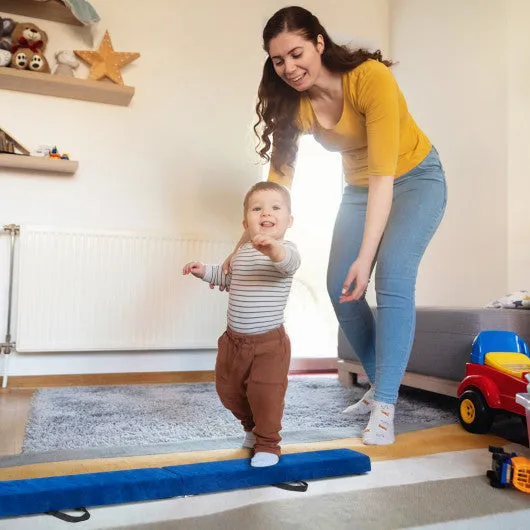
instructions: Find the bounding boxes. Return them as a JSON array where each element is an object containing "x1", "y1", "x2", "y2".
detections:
[
  {"x1": 339, "y1": 175, "x2": 394, "y2": 303},
  {"x1": 222, "y1": 252, "x2": 233, "y2": 275},
  {"x1": 209, "y1": 230, "x2": 250, "y2": 291},
  {"x1": 339, "y1": 258, "x2": 371, "y2": 303}
]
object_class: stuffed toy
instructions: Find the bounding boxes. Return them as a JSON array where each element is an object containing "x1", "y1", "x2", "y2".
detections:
[
  {"x1": 0, "y1": 17, "x2": 16, "y2": 51},
  {"x1": 0, "y1": 49, "x2": 12, "y2": 67},
  {"x1": 10, "y1": 22, "x2": 48, "y2": 54},
  {"x1": 10, "y1": 22, "x2": 50, "y2": 73},
  {"x1": 53, "y1": 50, "x2": 79, "y2": 77},
  {"x1": 11, "y1": 48, "x2": 51, "y2": 73},
  {"x1": 487, "y1": 290, "x2": 530, "y2": 309}
]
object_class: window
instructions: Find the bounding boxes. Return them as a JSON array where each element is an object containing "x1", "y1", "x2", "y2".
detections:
[{"x1": 264, "y1": 135, "x2": 343, "y2": 359}]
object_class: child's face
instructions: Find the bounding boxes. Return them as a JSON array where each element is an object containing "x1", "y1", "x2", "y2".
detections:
[{"x1": 243, "y1": 189, "x2": 293, "y2": 239}]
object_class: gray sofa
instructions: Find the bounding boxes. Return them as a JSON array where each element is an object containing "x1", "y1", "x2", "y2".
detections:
[{"x1": 337, "y1": 307, "x2": 530, "y2": 396}]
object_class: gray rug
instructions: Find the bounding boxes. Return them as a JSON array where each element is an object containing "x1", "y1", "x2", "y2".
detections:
[{"x1": 0, "y1": 376, "x2": 458, "y2": 467}]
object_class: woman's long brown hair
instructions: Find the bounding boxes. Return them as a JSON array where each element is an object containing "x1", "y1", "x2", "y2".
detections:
[{"x1": 254, "y1": 6, "x2": 393, "y2": 175}]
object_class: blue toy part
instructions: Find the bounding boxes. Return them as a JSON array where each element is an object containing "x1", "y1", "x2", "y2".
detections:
[
  {"x1": 470, "y1": 330, "x2": 530, "y2": 365},
  {"x1": 0, "y1": 449, "x2": 370, "y2": 519},
  {"x1": 487, "y1": 446, "x2": 517, "y2": 489},
  {"x1": 500, "y1": 458, "x2": 513, "y2": 485}
]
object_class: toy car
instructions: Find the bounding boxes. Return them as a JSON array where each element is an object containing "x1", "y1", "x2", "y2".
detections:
[
  {"x1": 487, "y1": 445, "x2": 530, "y2": 493},
  {"x1": 48, "y1": 145, "x2": 70, "y2": 160},
  {"x1": 457, "y1": 330, "x2": 530, "y2": 434}
]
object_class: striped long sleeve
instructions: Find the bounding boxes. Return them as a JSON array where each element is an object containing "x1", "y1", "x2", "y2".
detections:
[{"x1": 202, "y1": 241, "x2": 300, "y2": 334}]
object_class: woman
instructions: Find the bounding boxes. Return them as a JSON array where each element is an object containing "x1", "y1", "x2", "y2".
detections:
[{"x1": 227, "y1": 6, "x2": 447, "y2": 445}]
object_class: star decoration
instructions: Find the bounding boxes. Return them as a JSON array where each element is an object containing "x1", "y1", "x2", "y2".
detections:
[{"x1": 74, "y1": 31, "x2": 140, "y2": 86}]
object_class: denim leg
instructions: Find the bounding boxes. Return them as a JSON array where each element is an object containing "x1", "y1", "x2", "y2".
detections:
[
  {"x1": 327, "y1": 147, "x2": 447, "y2": 403},
  {"x1": 373, "y1": 149, "x2": 447, "y2": 403},
  {"x1": 327, "y1": 187, "x2": 377, "y2": 384}
]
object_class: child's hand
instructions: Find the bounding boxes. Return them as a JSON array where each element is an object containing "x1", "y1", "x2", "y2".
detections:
[
  {"x1": 182, "y1": 261, "x2": 205, "y2": 278},
  {"x1": 251, "y1": 235, "x2": 285, "y2": 262}
]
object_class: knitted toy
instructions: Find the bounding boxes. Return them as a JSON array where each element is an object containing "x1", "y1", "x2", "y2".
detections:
[
  {"x1": 10, "y1": 22, "x2": 50, "y2": 73},
  {"x1": 0, "y1": 49, "x2": 12, "y2": 67},
  {"x1": 11, "y1": 48, "x2": 51, "y2": 73},
  {"x1": 10, "y1": 22, "x2": 48, "y2": 54},
  {"x1": 0, "y1": 17, "x2": 16, "y2": 51},
  {"x1": 52, "y1": 50, "x2": 79, "y2": 77}
]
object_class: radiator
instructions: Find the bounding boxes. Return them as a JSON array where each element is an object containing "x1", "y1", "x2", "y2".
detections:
[
  {"x1": 0, "y1": 233, "x2": 11, "y2": 342},
  {"x1": 15, "y1": 226, "x2": 233, "y2": 352}
]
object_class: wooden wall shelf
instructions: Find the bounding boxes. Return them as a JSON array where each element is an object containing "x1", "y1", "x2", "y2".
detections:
[
  {"x1": 0, "y1": 67, "x2": 134, "y2": 106},
  {"x1": 0, "y1": 0, "x2": 83, "y2": 26},
  {"x1": 0, "y1": 153, "x2": 78, "y2": 174}
]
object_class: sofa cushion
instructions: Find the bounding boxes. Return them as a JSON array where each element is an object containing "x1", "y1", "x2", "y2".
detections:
[{"x1": 338, "y1": 307, "x2": 530, "y2": 382}]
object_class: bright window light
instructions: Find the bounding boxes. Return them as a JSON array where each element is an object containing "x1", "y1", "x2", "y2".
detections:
[{"x1": 263, "y1": 135, "x2": 343, "y2": 358}]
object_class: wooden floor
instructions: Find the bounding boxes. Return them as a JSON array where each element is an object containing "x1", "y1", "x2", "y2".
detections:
[
  {"x1": 0, "y1": 389, "x2": 33, "y2": 456},
  {"x1": 0, "y1": 387, "x2": 510, "y2": 481}
]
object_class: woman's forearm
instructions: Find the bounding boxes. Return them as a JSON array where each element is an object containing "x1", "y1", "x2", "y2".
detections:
[
  {"x1": 235, "y1": 230, "x2": 250, "y2": 251},
  {"x1": 358, "y1": 175, "x2": 394, "y2": 264}
]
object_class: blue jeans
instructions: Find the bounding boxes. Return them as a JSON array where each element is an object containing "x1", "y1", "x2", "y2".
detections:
[{"x1": 327, "y1": 147, "x2": 447, "y2": 404}]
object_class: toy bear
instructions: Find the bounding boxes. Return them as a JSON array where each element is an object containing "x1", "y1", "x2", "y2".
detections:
[
  {"x1": 11, "y1": 48, "x2": 51, "y2": 73},
  {"x1": 10, "y1": 22, "x2": 50, "y2": 73},
  {"x1": 10, "y1": 22, "x2": 48, "y2": 54},
  {"x1": 0, "y1": 17, "x2": 16, "y2": 52}
]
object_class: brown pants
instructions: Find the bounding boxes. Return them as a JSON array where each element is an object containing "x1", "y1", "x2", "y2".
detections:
[{"x1": 215, "y1": 325, "x2": 291, "y2": 456}]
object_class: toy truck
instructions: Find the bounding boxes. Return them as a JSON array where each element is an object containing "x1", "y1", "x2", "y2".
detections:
[{"x1": 457, "y1": 331, "x2": 530, "y2": 434}]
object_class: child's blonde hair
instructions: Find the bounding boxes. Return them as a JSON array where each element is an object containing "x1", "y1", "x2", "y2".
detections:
[{"x1": 243, "y1": 181, "x2": 292, "y2": 214}]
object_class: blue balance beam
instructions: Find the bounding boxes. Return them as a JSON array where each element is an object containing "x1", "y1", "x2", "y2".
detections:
[{"x1": 0, "y1": 449, "x2": 371, "y2": 519}]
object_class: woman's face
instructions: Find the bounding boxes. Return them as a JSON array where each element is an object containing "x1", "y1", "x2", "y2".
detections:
[{"x1": 268, "y1": 31, "x2": 324, "y2": 92}]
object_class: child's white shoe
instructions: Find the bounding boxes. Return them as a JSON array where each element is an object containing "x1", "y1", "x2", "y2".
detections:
[
  {"x1": 242, "y1": 431, "x2": 256, "y2": 449},
  {"x1": 251, "y1": 452, "x2": 279, "y2": 467},
  {"x1": 343, "y1": 387, "x2": 374, "y2": 415},
  {"x1": 362, "y1": 400, "x2": 395, "y2": 445}
]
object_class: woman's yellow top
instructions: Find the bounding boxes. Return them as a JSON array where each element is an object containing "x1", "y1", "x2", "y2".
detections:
[{"x1": 268, "y1": 59, "x2": 432, "y2": 188}]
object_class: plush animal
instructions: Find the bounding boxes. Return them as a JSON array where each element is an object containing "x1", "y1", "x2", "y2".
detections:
[
  {"x1": 10, "y1": 22, "x2": 50, "y2": 73},
  {"x1": 487, "y1": 290, "x2": 530, "y2": 309},
  {"x1": 0, "y1": 17, "x2": 16, "y2": 51},
  {"x1": 0, "y1": 49, "x2": 12, "y2": 67},
  {"x1": 27, "y1": 50, "x2": 51, "y2": 73},
  {"x1": 10, "y1": 22, "x2": 48, "y2": 54},
  {"x1": 11, "y1": 48, "x2": 51, "y2": 73},
  {"x1": 53, "y1": 50, "x2": 79, "y2": 77}
]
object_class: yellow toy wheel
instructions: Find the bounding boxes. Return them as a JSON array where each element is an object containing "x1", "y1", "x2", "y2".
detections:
[
  {"x1": 460, "y1": 398, "x2": 476, "y2": 424},
  {"x1": 458, "y1": 389, "x2": 493, "y2": 434}
]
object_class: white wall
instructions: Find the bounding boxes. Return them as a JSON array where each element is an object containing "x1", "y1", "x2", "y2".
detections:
[
  {"x1": 0, "y1": 0, "x2": 389, "y2": 375},
  {"x1": 507, "y1": 0, "x2": 530, "y2": 291},
  {"x1": 389, "y1": 0, "x2": 509, "y2": 306},
  {"x1": 4, "y1": 0, "x2": 524, "y2": 378}
]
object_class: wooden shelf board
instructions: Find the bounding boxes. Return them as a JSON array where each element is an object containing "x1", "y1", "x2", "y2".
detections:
[
  {"x1": 0, "y1": 153, "x2": 78, "y2": 174},
  {"x1": 0, "y1": 0, "x2": 83, "y2": 26},
  {"x1": 0, "y1": 67, "x2": 134, "y2": 106}
]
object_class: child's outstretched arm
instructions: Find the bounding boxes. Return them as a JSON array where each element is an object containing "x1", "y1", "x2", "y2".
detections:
[
  {"x1": 182, "y1": 261, "x2": 206, "y2": 278},
  {"x1": 202, "y1": 264, "x2": 231, "y2": 290},
  {"x1": 183, "y1": 261, "x2": 231, "y2": 290},
  {"x1": 251, "y1": 236, "x2": 301, "y2": 275}
]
